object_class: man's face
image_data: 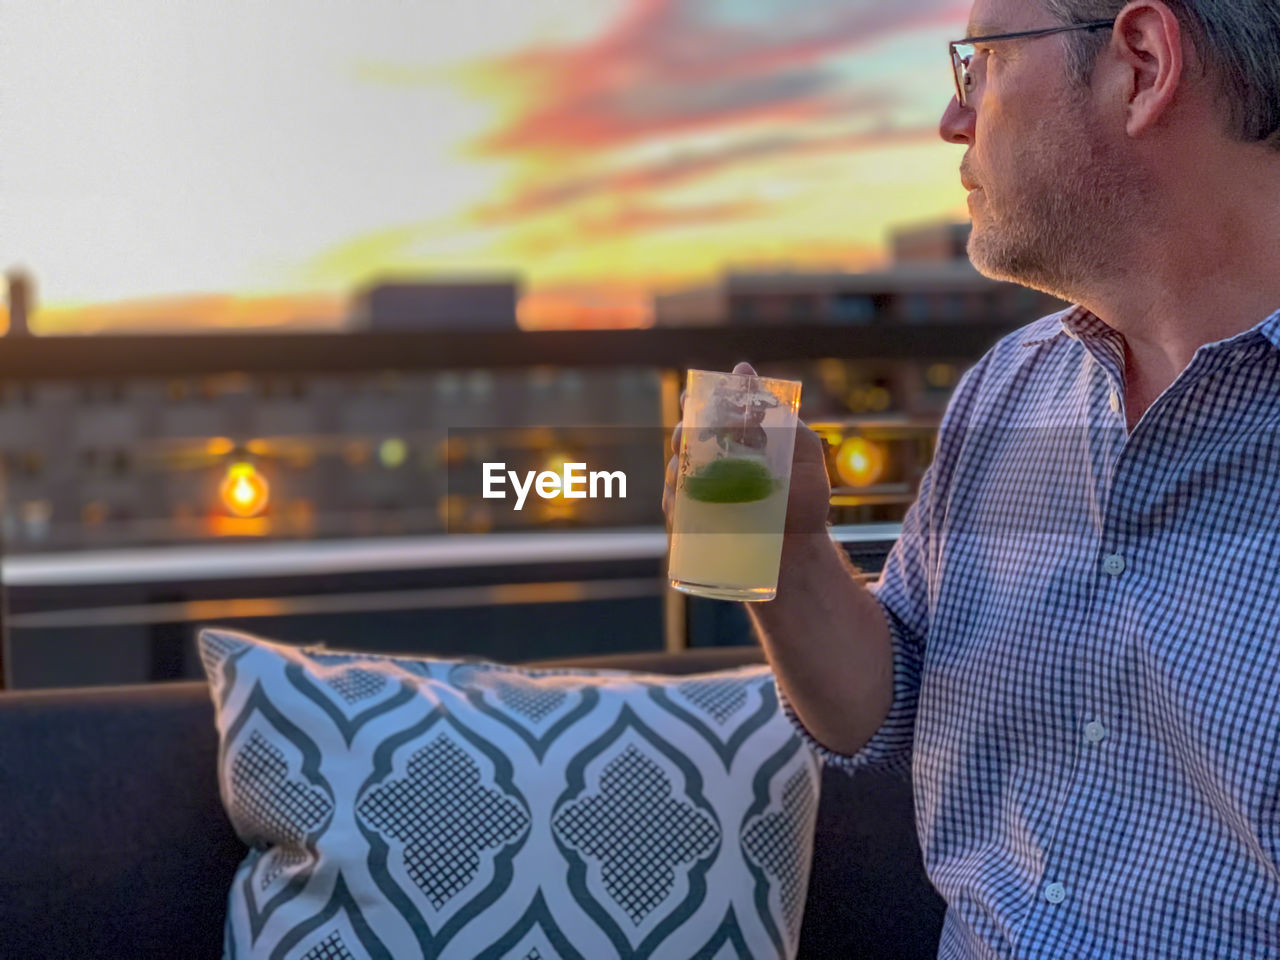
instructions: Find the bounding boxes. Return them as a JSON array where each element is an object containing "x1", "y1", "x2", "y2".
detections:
[{"x1": 942, "y1": 0, "x2": 1146, "y2": 301}]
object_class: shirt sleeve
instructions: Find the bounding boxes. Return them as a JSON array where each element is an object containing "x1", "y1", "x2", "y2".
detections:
[
  {"x1": 778, "y1": 353, "x2": 988, "y2": 777},
  {"x1": 777, "y1": 465, "x2": 932, "y2": 780}
]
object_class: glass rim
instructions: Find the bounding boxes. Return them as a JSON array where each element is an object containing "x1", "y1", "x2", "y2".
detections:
[{"x1": 685, "y1": 368, "x2": 802, "y2": 391}]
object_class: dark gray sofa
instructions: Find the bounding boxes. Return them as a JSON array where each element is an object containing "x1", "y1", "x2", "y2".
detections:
[{"x1": 0, "y1": 646, "x2": 945, "y2": 959}]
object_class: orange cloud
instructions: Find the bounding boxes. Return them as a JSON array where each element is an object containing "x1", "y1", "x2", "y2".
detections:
[
  {"x1": 34, "y1": 293, "x2": 348, "y2": 335},
  {"x1": 574, "y1": 199, "x2": 766, "y2": 238},
  {"x1": 473, "y1": 123, "x2": 939, "y2": 225},
  {"x1": 472, "y1": 0, "x2": 967, "y2": 154}
]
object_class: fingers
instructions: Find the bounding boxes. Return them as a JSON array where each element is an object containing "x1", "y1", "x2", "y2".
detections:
[
  {"x1": 793, "y1": 423, "x2": 826, "y2": 462},
  {"x1": 670, "y1": 421, "x2": 682, "y2": 455}
]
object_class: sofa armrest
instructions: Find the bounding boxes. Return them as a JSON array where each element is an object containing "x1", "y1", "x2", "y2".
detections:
[{"x1": 0, "y1": 682, "x2": 245, "y2": 960}]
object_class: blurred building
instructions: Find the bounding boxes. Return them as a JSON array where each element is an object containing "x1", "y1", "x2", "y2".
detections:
[
  {"x1": 351, "y1": 278, "x2": 519, "y2": 331},
  {"x1": 653, "y1": 220, "x2": 1065, "y2": 327},
  {"x1": 0, "y1": 365, "x2": 663, "y2": 552},
  {"x1": 651, "y1": 221, "x2": 1065, "y2": 424},
  {"x1": 0, "y1": 275, "x2": 621, "y2": 551}
]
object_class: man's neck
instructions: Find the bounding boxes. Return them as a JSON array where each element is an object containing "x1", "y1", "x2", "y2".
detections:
[
  {"x1": 1086, "y1": 283, "x2": 1280, "y2": 401},
  {"x1": 1070, "y1": 139, "x2": 1280, "y2": 403},
  {"x1": 1077, "y1": 199, "x2": 1280, "y2": 405}
]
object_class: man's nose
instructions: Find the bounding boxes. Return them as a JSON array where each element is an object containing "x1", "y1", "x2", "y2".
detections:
[{"x1": 939, "y1": 96, "x2": 974, "y2": 145}]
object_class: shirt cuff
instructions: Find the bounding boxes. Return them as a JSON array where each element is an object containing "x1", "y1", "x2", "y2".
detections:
[{"x1": 777, "y1": 599, "x2": 922, "y2": 778}]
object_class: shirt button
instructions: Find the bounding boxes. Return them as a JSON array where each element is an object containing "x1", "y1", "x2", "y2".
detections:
[
  {"x1": 1084, "y1": 721, "x2": 1108, "y2": 743},
  {"x1": 1044, "y1": 881, "x2": 1067, "y2": 904},
  {"x1": 1102, "y1": 553, "x2": 1126, "y2": 575},
  {"x1": 1109, "y1": 390, "x2": 1122, "y2": 413}
]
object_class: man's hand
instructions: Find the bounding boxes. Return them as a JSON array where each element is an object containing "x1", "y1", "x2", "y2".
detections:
[
  {"x1": 660, "y1": 362, "x2": 893, "y2": 757},
  {"x1": 662, "y1": 361, "x2": 831, "y2": 536}
]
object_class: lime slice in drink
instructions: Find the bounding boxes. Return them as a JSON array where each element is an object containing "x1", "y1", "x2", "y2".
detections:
[{"x1": 684, "y1": 456, "x2": 775, "y2": 503}]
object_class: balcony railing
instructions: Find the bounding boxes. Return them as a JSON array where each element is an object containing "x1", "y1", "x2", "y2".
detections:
[{"x1": 0, "y1": 322, "x2": 1018, "y2": 379}]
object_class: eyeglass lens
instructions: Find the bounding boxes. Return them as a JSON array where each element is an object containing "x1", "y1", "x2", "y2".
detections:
[{"x1": 952, "y1": 43, "x2": 975, "y2": 107}]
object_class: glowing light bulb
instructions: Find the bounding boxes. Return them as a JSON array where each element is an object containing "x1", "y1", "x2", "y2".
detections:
[
  {"x1": 834, "y1": 437, "x2": 887, "y2": 488},
  {"x1": 220, "y1": 462, "x2": 270, "y2": 517}
]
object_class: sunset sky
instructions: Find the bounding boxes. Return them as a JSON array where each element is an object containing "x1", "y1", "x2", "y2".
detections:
[{"x1": 4, "y1": 0, "x2": 972, "y2": 332}]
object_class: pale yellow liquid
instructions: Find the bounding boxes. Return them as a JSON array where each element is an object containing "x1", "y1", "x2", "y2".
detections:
[{"x1": 668, "y1": 485, "x2": 790, "y2": 600}]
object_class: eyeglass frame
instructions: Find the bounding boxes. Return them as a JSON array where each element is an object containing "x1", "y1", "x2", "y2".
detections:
[{"x1": 949, "y1": 20, "x2": 1117, "y2": 108}]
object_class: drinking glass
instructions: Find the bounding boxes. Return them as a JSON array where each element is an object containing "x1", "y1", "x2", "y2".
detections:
[{"x1": 668, "y1": 369, "x2": 801, "y2": 601}]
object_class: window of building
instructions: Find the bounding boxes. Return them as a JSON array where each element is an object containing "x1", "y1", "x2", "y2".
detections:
[
  {"x1": 901, "y1": 294, "x2": 932, "y2": 322},
  {"x1": 831, "y1": 295, "x2": 875, "y2": 324}
]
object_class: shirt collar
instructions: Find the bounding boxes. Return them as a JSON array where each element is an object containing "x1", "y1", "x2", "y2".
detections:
[
  {"x1": 1250, "y1": 309, "x2": 1280, "y2": 351},
  {"x1": 1019, "y1": 304, "x2": 1280, "y2": 355}
]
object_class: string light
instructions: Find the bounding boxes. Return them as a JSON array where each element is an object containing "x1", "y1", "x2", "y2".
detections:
[
  {"x1": 834, "y1": 437, "x2": 887, "y2": 488},
  {"x1": 220, "y1": 462, "x2": 270, "y2": 518}
]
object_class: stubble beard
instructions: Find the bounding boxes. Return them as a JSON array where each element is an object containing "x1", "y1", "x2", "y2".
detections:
[{"x1": 966, "y1": 104, "x2": 1148, "y2": 303}]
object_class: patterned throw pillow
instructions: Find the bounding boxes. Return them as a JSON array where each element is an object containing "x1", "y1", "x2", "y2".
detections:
[{"x1": 198, "y1": 627, "x2": 821, "y2": 960}]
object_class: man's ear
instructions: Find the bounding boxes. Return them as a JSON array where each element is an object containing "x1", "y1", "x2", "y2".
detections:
[{"x1": 1105, "y1": 1, "x2": 1187, "y2": 138}]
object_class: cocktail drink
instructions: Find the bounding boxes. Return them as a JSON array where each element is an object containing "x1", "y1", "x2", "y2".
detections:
[{"x1": 668, "y1": 369, "x2": 801, "y2": 601}]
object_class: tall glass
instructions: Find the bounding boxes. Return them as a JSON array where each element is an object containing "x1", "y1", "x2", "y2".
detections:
[{"x1": 668, "y1": 369, "x2": 801, "y2": 601}]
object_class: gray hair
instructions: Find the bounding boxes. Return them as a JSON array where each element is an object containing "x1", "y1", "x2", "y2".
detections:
[{"x1": 1042, "y1": 0, "x2": 1280, "y2": 147}]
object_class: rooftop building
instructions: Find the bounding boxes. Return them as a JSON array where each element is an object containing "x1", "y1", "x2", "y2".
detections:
[
  {"x1": 351, "y1": 278, "x2": 520, "y2": 331},
  {"x1": 653, "y1": 220, "x2": 1064, "y2": 327}
]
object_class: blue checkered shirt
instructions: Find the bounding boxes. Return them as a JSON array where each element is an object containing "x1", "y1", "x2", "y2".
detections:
[{"x1": 786, "y1": 305, "x2": 1280, "y2": 958}]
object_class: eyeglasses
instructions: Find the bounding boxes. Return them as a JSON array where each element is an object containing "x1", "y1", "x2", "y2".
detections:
[{"x1": 949, "y1": 20, "x2": 1116, "y2": 108}]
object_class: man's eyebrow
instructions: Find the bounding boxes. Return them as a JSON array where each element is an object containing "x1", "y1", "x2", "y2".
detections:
[{"x1": 963, "y1": 22, "x2": 1003, "y2": 38}]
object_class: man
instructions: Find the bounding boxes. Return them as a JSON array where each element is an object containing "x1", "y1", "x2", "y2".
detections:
[{"x1": 664, "y1": 0, "x2": 1280, "y2": 955}]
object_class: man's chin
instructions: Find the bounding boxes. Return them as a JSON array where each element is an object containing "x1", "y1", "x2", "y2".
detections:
[
  {"x1": 965, "y1": 227, "x2": 1012, "y2": 282},
  {"x1": 978, "y1": 266, "x2": 1079, "y2": 302},
  {"x1": 967, "y1": 230, "x2": 1070, "y2": 298}
]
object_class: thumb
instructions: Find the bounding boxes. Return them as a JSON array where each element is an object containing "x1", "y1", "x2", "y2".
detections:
[{"x1": 731, "y1": 361, "x2": 757, "y2": 377}]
